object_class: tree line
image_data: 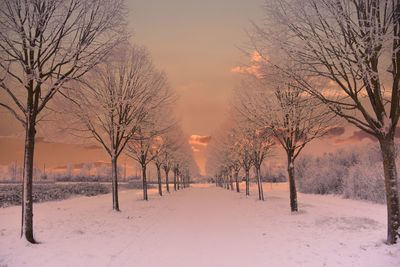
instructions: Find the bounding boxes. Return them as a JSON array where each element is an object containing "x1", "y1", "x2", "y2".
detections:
[
  {"x1": 0, "y1": 0, "x2": 196, "y2": 244},
  {"x1": 208, "y1": 0, "x2": 400, "y2": 245}
]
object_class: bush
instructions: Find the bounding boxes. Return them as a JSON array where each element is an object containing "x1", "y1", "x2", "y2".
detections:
[
  {"x1": 343, "y1": 162, "x2": 386, "y2": 203},
  {"x1": 0, "y1": 183, "x2": 110, "y2": 208},
  {"x1": 296, "y1": 151, "x2": 357, "y2": 195},
  {"x1": 296, "y1": 144, "x2": 399, "y2": 204},
  {"x1": 262, "y1": 172, "x2": 287, "y2": 183}
]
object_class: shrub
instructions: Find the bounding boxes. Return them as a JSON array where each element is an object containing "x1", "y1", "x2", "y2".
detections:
[
  {"x1": 342, "y1": 162, "x2": 386, "y2": 203},
  {"x1": 296, "y1": 144, "x2": 399, "y2": 204}
]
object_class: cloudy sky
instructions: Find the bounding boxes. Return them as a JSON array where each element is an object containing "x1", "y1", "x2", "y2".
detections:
[{"x1": 0, "y1": 0, "x2": 392, "y2": 176}]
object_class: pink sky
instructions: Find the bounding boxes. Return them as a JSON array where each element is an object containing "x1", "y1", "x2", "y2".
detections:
[{"x1": 0, "y1": 0, "x2": 396, "y2": 176}]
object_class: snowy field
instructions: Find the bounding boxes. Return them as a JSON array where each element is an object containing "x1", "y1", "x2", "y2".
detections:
[{"x1": 1, "y1": 183, "x2": 399, "y2": 267}]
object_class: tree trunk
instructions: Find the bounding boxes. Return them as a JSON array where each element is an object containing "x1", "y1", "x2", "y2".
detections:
[
  {"x1": 256, "y1": 166, "x2": 264, "y2": 201},
  {"x1": 142, "y1": 164, "x2": 148, "y2": 200},
  {"x1": 111, "y1": 156, "x2": 120, "y2": 211},
  {"x1": 165, "y1": 169, "x2": 170, "y2": 193},
  {"x1": 245, "y1": 169, "x2": 250, "y2": 196},
  {"x1": 177, "y1": 172, "x2": 180, "y2": 190},
  {"x1": 379, "y1": 136, "x2": 400, "y2": 244},
  {"x1": 157, "y1": 165, "x2": 162, "y2": 196},
  {"x1": 229, "y1": 174, "x2": 234, "y2": 191},
  {"x1": 287, "y1": 154, "x2": 298, "y2": 212},
  {"x1": 235, "y1": 171, "x2": 240, "y2": 193},
  {"x1": 173, "y1": 170, "x2": 177, "y2": 191},
  {"x1": 21, "y1": 120, "x2": 36, "y2": 243},
  {"x1": 181, "y1": 174, "x2": 184, "y2": 189}
]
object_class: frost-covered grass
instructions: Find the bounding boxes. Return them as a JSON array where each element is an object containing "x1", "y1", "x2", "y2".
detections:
[{"x1": 0, "y1": 183, "x2": 399, "y2": 267}]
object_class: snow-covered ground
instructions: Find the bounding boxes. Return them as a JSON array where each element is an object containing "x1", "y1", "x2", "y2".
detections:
[{"x1": 1, "y1": 183, "x2": 399, "y2": 267}]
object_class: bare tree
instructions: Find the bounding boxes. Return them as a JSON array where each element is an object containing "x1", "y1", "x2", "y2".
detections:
[
  {"x1": 160, "y1": 130, "x2": 183, "y2": 193},
  {"x1": 162, "y1": 147, "x2": 174, "y2": 193},
  {"x1": 127, "y1": 109, "x2": 174, "y2": 200},
  {"x1": 173, "y1": 161, "x2": 179, "y2": 191},
  {"x1": 169, "y1": 139, "x2": 196, "y2": 191},
  {"x1": 66, "y1": 45, "x2": 166, "y2": 210},
  {"x1": 250, "y1": 129, "x2": 275, "y2": 201},
  {"x1": 151, "y1": 127, "x2": 181, "y2": 196},
  {"x1": 255, "y1": 0, "x2": 400, "y2": 244},
  {"x1": 128, "y1": 128, "x2": 157, "y2": 200},
  {"x1": 231, "y1": 160, "x2": 242, "y2": 193},
  {"x1": 232, "y1": 126, "x2": 254, "y2": 196},
  {"x1": 152, "y1": 137, "x2": 165, "y2": 196},
  {"x1": 236, "y1": 76, "x2": 332, "y2": 211},
  {"x1": 0, "y1": 0, "x2": 126, "y2": 243},
  {"x1": 207, "y1": 118, "x2": 274, "y2": 200},
  {"x1": 217, "y1": 130, "x2": 242, "y2": 192},
  {"x1": 206, "y1": 124, "x2": 239, "y2": 191}
]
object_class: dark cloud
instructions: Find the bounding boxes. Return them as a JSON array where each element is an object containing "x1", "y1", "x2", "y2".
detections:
[
  {"x1": 335, "y1": 126, "x2": 400, "y2": 144},
  {"x1": 326, "y1": 126, "x2": 345, "y2": 137}
]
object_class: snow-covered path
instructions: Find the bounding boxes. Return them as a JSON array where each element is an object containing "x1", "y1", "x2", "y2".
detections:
[{"x1": 1, "y1": 183, "x2": 399, "y2": 267}]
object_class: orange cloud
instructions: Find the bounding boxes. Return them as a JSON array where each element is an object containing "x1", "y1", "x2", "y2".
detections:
[
  {"x1": 231, "y1": 65, "x2": 263, "y2": 78},
  {"x1": 230, "y1": 51, "x2": 266, "y2": 78},
  {"x1": 189, "y1": 135, "x2": 211, "y2": 147},
  {"x1": 250, "y1": 51, "x2": 264, "y2": 62}
]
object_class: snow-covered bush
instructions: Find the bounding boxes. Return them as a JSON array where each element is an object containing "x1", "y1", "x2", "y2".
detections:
[
  {"x1": 342, "y1": 162, "x2": 385, "y2": 203},
  {"x1": 297, "y1": 150, "x2": 359, "y2": 195},
  {"x1": 296, "y1": 144, "x2": 399, "y2": 203}
]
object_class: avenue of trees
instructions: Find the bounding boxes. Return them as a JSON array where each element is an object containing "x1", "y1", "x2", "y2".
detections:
[
  {"x1": 0, "y1": 0, "x2": 196, "y2": 244},
  {"x1": 256, "y1": 0, "x2": 400, "y2": 245},
  {"x1": 207, "y1": 75, "x2": 332, "y2": 208},
  {"x1": 1, "y1": 0, "x2": 399, "y2": 247},
  {"x1": 209, "y1": 0, "x2": 399, "y2": 245}
]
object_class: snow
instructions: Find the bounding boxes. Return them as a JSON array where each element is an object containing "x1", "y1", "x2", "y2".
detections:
[{"x1": 1, "y1": 183, "x2": 399, "y2": 267}]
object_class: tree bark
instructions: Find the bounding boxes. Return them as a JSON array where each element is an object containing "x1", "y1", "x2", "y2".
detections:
[
  {"x1": 142, "y1": 165, "x2": 148, "y2": 200},
  {"x1": 245, "y1": 169, "x2": 250, "y2": 196},
  {"x1": 111, "y1": 156, "x2": 120, "y2": 211},
  {"x1": 21, "y1": 119, "x2": 36, "y2": 243},
  {"x1": 157, "y1": 165, "x2": 162, "y2": 196},
  {"x1": 287, "y1": 154, "x2": 298, "y2": 212},
  {"x1": 256, "y1": 166, "x2": 264, "y2": 201},
  {"x1": 165, "y1": 169, "x2": 170, "y2": 193},
  {"x1": 379, "y1": 136, "x2": 400, "y2": 244},
  {"x1": 235, "y1": 171, "x2": 240, "y2": 193},
  {"x1": 229, "y1": 174, "x2": 234, "y2": 191}
]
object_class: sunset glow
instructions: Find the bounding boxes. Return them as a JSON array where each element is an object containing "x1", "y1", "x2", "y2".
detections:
[{"x1": 1, "y1": 1, "x2": 400, "y2": 264}]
